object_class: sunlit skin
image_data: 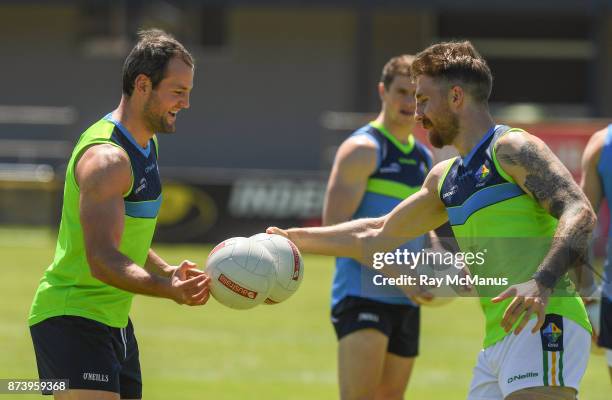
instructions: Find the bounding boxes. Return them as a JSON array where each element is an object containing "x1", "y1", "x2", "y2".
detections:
[
  {"x1": 377, "y1": 75, "x2": 417, "y2": 141},
  {"x1": 113, "y1": 56, "x2": 194, "y2": 148},
  {"x1": 414, "y1": 75, "x2": 460, "y2": 149}
]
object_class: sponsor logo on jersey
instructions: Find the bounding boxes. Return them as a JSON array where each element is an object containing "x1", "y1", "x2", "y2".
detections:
[
  {"x1": 398, "y1": 158, "x2": 417, "y2": 165},
  {"x1": 442, "y1": 185, "x2": 458, "y2": 200},
  {"x1": 379, "y1": 162, "x2": 401, "y2": 174},
  {"x1": 475, "y1": 164, "x2": 490, "y2": 181},
  {"x1": 134, "y1": 177, "x2": 147, "y2": 194},
  {"x1": 145, "y1": 163, "x2": 157, "y2": 174}
]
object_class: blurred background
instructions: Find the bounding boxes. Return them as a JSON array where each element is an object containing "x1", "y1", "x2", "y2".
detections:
[
  {"x1": 1, "y1": 1, "x2": 612, "y2": 399},
  {"x1": 1, "y1": 0, "x2": 610, "y2": 243}
]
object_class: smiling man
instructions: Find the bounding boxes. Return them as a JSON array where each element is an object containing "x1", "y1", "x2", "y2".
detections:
[
  {"x1": 269, "y1": 41, "x2": 595, "y2": 399},
  {"x1": 323, "y1": 55, "x2": 432, "y2": 400},
  {"x1": 29, "y1": 29, "x2": 211, "y2": 400}
]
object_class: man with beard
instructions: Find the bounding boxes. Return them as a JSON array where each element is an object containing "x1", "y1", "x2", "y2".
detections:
[
  {"x1": 269, "y1": 41, "x2": 594, "y2": 399},
  {"x1": 323, "y1": 55, "x2": 432, "y2": 400},
  {"x1": 29, "y1": 29, "x2": 210, "y2": 399}
]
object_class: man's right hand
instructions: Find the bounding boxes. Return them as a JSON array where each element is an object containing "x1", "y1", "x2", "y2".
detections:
[{"x1": 170, "y1": 261, "x2": 211, "y2": 306}]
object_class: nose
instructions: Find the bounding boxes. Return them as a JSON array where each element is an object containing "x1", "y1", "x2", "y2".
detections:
[
  {"x1": 414, "y1": 106, "x2": 424, "y2": 122},
  {"x1": 181, "y1": 93, "x2": 190, "y2": 109}
]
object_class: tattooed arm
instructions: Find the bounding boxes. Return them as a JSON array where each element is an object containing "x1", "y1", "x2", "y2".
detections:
[{"x1": 491, "y1": 130, "x2": 597, "y2": 334}]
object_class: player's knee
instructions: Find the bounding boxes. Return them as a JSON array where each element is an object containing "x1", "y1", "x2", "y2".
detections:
[{"x1": 505, "y1": 386, "x2": 576, "y2": 400}]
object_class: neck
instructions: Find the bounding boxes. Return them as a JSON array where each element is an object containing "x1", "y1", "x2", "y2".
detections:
[
  {"x1": 112, "y1": 96, "x2": 153, "y2": 148},
  {"x1": 374, "y1": 111, "x2": 414, "y2": 143},
  {"x1": 452, "y1": 106, "x2": 495, "y2": 157}
]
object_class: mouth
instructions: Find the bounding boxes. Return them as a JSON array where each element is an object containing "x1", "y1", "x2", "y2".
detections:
[
  {"x1": 421, "y1": 118, "x2": 433, "y2": 130},
  {"x1": 399, "y1": 109, "x2": 414, "y2": 116},
  {"x1": 167, "y1": 110, "x2": 178, "y2": 119}
]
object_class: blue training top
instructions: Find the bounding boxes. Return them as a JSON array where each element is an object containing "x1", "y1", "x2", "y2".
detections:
[
  {"x1": 331, "y1": 122, "x2": 432, "y2": 307},
  {"x1": 597, "y1": 124, "x2": 612, "y2": 300}
]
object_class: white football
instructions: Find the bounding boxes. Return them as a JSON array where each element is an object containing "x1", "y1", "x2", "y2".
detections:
[
  {"x1": 205, "y1": 237, "x2": 277, "y2": 309},
  {"x1": 250, "y1": 233, "x2": 304, "y2": 304}
]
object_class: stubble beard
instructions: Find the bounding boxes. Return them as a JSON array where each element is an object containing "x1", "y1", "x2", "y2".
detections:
[
  {"x1": 426, "y1": 111, "x2": 459, "y2": 149},
  {"x1": 143, "y1": 93, "x2": 176, "y2": 134}
]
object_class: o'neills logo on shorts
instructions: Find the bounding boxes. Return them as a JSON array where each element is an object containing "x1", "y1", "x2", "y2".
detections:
[
  {"x1": 507, "y1": 372, "x2": 538, "y2": 384},
  {"x1": 82, "y1": 372, "x2": 109, "y2": 382},
  {"x1": 218, "y1": 274, "x2": 257, "y2": 299},
  {"x1": 288, "y1": 241, "x2": 301, "y2": 281}
]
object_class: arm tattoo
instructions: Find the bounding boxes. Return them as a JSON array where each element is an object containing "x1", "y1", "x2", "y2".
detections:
[{"x1": 497, "y1": 139, "x2": 596, "y2": 289}]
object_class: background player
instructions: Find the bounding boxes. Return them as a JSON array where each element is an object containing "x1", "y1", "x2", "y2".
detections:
[
  {"x1": 269, "y1": 40, "x2": 596, "y2": 399},
  {"x1": 323, "y1": 55, "x2": 432, "y2": 400},
  {"x1": 29, "y1": 29, "x2": 210, "y2": 400},
  {"x1": 580, "y1": 123, "x2": 612, "y2": 382}
]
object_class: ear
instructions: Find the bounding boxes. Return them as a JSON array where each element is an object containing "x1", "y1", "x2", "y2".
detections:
[
  {"x1": 449, "y1": 85, "x2": 464, "y2": 110},
  {"x1": 134, "y1": 74, "x2": 151, "y2": 95},
  {"x1": 377, "y1": 82, "x2": 386, "y2": 102}
]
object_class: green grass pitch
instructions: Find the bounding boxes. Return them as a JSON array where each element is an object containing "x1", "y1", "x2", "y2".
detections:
[{"x1": 0, "y1": 227, "x2": 609, "y2": 399}]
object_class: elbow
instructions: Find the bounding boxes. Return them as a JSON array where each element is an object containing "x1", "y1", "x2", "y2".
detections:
[
  {"x1": 580, "y1": 201, "x2": 597, "y2": 231},
  {"x1": 568, "y1": 202, "x2": 597, "y2": 238},
  {"x1": 585, "y1": 206, "x2": 597, "y2": 231},
  {"x1": 86, "y1": 251, "x2": 111, "y2": 283}
]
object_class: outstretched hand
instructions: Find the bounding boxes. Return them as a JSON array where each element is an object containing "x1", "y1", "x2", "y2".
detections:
[
  {"x1": 266, "y1": 227, "x2": 290, "y2": 239},
  {"x1": 492, "y1": 279, "x2": 551, "y2": 335}
]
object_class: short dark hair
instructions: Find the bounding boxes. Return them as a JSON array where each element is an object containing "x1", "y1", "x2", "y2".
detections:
[
  {"x1": 122, "y1": 29, "x2": 194, "y2": 96},
  {"x1": 411, "y1": 41, "x2": 492, "y2": 103},
  {"x1": 380, "y1": 54, "x2": 415, "y2": 91}
]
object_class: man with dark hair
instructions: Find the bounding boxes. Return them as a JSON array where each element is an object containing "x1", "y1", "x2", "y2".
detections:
[
  {"x1": 323, "y1": 54, "x2": 432, "y2": 400},
  {"x1": 29, "y1": 29, "x2": 209, "y2": 399},
  {"x1": 269, "y1": 41, "x2": 594, "y2": 399}
]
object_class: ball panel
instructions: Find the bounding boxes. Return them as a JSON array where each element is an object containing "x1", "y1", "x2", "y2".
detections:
[
  {"x1": 250, "y1": 233, "x2": 304, "y2": 305},
  {"x1": 205, "y1": 237, "x2": 276, "y2": 309}
]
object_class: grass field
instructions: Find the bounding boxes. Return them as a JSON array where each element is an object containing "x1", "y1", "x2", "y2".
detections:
[{"x1": 1, "y1": 227, "x2": 609, "y2": 399}]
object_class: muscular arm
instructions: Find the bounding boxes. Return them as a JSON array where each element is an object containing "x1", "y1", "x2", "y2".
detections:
[
  {"x1": 581, "y1": 129, "x2": 606, "y2": 213},
  {"x1": 322, "y1": 136, "x2": 377, "y2": 226},
  {"x1": 78, "y1": 144, "x2": 208, "y2": 305},
  {"x1": 145, "y1": 249, "x2": 173, "y2": 277},
  {"x1": 577, "y1": 129, "x2": 607, "y2": 295},
  {"x1": 496, "y1": 131, "x2": 597, "y2": 289},
  {"x1": 276, "y1": 160, "x2": 450, "y2": 265}
]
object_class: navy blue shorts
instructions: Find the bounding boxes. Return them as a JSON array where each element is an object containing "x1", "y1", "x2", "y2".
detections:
[
  {"x1": 599, "y1": 295, "x2": 612, "y2": 350},
  {"x1": 30, "y1": 315, "x2": 141, "y2": 398},
  {"x1": 331, "y1": 296, "x2": 420, "y2": 357}
]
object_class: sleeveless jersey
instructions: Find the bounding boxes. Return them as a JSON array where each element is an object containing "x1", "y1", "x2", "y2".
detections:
[
  {"x1": 331, "y1": 121, "x2": 432, "y2": 307},
  {"x1": 29, "y1": 114, "x2": 162, "y2": 328},
  {"x1": 597, "y1": 124, "x2": 612, "y2": 299},
  {"x1": 438, "y1": 125, "x2": 590, "y2": 348}
]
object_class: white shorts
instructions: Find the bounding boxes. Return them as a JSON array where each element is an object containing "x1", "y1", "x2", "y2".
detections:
[{"x1": 468, "y1": 315, "x2": 590, "y2": 400}]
